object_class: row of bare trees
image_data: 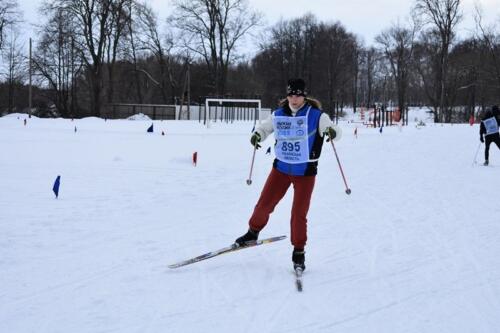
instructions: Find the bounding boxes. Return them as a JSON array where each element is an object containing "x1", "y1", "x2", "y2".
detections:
[
  {"x1": 250, "y1": 0, "x2": 500, "y2": 123},
  {"x1": 1, "y1": 0, "x2": 500, "y2": 122}
]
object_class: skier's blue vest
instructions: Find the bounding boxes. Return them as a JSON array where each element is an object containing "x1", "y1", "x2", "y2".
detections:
[
  {"x1": 272, "y1": 103, "x2": 324, "y2": 176},
  {"x1": 483, "y1": 116, "x2": 499, "y2": 135}
]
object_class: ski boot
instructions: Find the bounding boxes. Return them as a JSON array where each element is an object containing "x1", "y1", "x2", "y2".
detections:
[
  {"x1": 484, "y1": 160, "x2": 489, "y2": 166},
  {"x1": 234, "y1": 228, "x2": 259, "y2": 247},
  {"x1": 292, "y1": 248, "x2": 306, "y2": 271}
]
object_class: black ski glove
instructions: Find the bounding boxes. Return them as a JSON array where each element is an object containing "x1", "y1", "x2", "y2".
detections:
[
  {"x1": 250, "y1": 132, "x2": 261, "y2": 149},
  {"x1": 325, "y1": 127, "x2": 336, "y2": 142},
  {"x1": 480, "y1": 136, "x2": 484, "y2": 143}
]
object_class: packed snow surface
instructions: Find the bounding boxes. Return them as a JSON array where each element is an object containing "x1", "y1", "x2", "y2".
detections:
[{"x1": 1, "y1": 111, "x2": 499, "y2": 333}]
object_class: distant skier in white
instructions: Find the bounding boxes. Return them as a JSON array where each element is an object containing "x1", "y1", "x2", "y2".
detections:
[
  {"x1": 480, "y1": 105, "x2": 500, "y2": 166},
  {"x1": 234, "y1": 78, "x2": 341, "y2": 271}
]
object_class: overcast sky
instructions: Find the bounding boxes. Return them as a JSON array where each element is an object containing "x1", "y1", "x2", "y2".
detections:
[{"x1": 18, "y1": 0, "x2": 500, "y2": 56}]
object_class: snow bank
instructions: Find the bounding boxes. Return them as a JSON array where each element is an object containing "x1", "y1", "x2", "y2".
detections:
[{"x1": 127, "y1": 113, "x2": 152, "y2": 121}]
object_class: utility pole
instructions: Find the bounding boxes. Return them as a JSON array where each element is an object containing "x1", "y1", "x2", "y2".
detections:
[
  {"x1": 29, "y1": 38, "x2": 32, "y2": 115},
  {"x1": 187, "y1": 61, "x2": 191, "y2": 120},
  {"x1": 178, "y1": 58, "x2": 191, "y2": 120},
  {"x1": 71, "y1": 36, "x2": 75, "y2": 117}
]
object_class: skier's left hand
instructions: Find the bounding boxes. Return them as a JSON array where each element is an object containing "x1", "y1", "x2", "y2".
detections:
[{"x1": 326, "y1": 125, "x2": 342, "y2": 142}]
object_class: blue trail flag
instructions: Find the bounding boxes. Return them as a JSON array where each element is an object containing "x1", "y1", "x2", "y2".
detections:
[
  {"x1": 53, "y1": 175, "x2": 61, "y2": 198},
  {"x1": 147, "y1": 123, "x2": 154, "y2": 133}
]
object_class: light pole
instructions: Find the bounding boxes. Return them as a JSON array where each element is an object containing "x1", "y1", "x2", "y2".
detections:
[{"x1": 29, "y1": 37, "x2": 32, "y2": 115}]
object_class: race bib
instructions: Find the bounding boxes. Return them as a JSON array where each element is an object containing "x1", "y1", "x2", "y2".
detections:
[
  {"x1": 273, "y1": 110, "x2": 310, "y2": 164},
  {"x1": 483, "y1": 117, "x2": 499, "y2": 135}
]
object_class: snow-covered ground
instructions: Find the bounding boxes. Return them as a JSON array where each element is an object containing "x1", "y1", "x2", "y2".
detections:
[{"x1": 1, "y1": 110, "x2": 499, "y2": 333}]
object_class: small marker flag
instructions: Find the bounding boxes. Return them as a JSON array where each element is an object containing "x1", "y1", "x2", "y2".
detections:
[
  {"x1": 192, "y1": 152, "x2": 198, "y2": 166},
  {"x1": 53, "y1": 175, "x2": 61, "y2": 198}
]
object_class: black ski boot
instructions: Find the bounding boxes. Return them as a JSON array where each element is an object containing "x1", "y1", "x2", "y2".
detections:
[
  {"x1": 292, "y1": 248, "x2": 306, "y2": 271},
  {"x1": 484, "y1": 160, "x2": 489, "y2": 166},
  {"x1": 234, "y1": 228, "x2": 259, "y2": 247}
]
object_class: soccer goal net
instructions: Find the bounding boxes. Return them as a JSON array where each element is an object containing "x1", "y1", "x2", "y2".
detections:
[{"x1": 204, "y1": 98, "x2": 262, "y2": 127}]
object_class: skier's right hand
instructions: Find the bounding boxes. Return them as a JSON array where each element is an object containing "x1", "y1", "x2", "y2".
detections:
[
  {"x1": 480, "y1": 136, "x2": 484, "y2": 143},
  {"x1": 251, "y1": 132, "x2": 261, "y2": 149}
]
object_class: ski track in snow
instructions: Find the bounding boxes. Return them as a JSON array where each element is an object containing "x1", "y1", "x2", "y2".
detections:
[{"x1": 1, "y1": 114, "x2": 500, "y2": 332}]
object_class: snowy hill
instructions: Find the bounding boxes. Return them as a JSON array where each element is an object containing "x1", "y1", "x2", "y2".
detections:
[{"x1": 1, "y1": 114, "x2": 499, "y2": 332}]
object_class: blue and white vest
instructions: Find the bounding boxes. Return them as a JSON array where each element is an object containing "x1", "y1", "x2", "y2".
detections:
[
  {"x1": 483, "y1": 116, "x2": 499, "y2": 135},
  {"x1": 272, "y1": 104, "x2": 324, "y2": 176}
]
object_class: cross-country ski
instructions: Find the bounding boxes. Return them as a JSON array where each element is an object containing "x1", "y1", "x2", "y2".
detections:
[
  {"x1": 168, "y1": 235, "x2": 286, "y2": 269},
  {"x1": 294, "y1": 267, "x2": 304, "y2": 292}
]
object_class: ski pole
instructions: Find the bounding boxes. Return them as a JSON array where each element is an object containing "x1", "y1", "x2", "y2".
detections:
[
  {"x1": 472, "y1": 141, "x2": 482, "y2": 166},
  {"x1": 246, "y1": 145, "x2": 257, "y2": 185},
  {"x1": 330, "y1": 140, "x2": 351, "y2": 195}
]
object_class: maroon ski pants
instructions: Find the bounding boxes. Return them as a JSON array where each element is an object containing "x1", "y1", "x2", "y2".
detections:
[{"x1": 249, "y1": 168, "x2": 316, "y2": 249}]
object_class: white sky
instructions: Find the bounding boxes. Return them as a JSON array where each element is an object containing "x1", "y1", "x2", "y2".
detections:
[{"x1": 16, "y1": 0, "x2": 500, "y2": 56}]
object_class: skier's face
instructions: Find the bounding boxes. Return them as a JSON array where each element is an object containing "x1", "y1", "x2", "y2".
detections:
[{"x1": 287, "y1": 94, "x2": 305, "y2": 109}]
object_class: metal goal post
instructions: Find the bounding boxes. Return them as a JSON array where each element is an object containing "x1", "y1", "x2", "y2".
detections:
[{"x1": 204, "y1": 98, "x2": 261, "y2": 127}]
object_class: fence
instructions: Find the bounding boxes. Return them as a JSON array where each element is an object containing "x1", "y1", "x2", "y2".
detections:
[
  {"x1": 103, "y1": 103, "x2": 273, "y2": 122},
  {"x1": 103, "y1": 104, "x2": 176, "y2": 120}
]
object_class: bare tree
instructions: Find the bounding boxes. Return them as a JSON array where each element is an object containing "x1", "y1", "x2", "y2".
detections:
[
  {"x1": 352, "y1": 44, "x2": 361, "y2": 113},
  {"x1": 376, "y1": 19, "x2": 418, "y2": 123},
  {"x1": 170, "y1": 0, "x2": 261, "y2": 95},
  {"x1": 361, "y1": 47, "x2": 378, "y2": 108},
  {"x1": 124, "y1": 0, "x2": 147, "y2": 103},
  {"x1": 253, "y1": 16, "x2": 358, "y2": 115},
  {"x1": 0, "y1": 0, "x2": 20, "y2": 51},
  {"x1": 32, "y1": 2, "x2": 100, "y2": 117},
  {"x1": 134, "y1": 1, "x2": 176, "y2": 104},
  {"x1": 1, "y1": 26, "x2": 24, "y2": 112},
  {"x1": 263, "y1": 15, "x2": 318, "y2": 87},
  {"x1": 48, "y1": 0, "x2": 117, "y2": 117},
  {"x1": 0, "y1": 0, "x2": 21, "y2": 113},
  {"x1": 105, "y1": 0, "x2": 130, "y2": 104},
  {"x1": 317, "y1": 21, "x2": 358, "y2": 114},
  {"x1": 415, "y1": 0, "x2": 462, "y2": 122},
  {"x1": 32, "y1": 8, "x2": 76, "y2": 117},
  {"x1": 474, "y1": 5, "x2": 500, "y2": 96}
]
